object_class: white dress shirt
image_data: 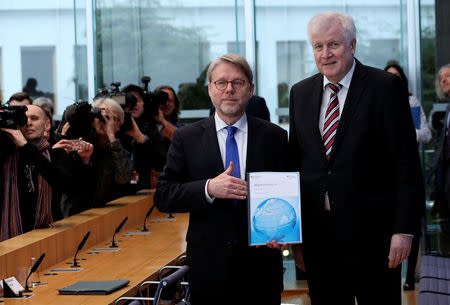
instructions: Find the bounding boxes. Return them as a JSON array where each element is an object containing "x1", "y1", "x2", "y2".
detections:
[
  {"x1": 319, "y1": 59, "x2": 356, "y2": 134},
  {"x1": 204, "y1": 112, "x2": 248, "y2": 202},
  {"x1": 321, "y1": 59, "x2": 356, "y2": 210}
]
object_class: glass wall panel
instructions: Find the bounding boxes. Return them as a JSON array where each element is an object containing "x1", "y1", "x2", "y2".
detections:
[
  {"x1": 255, "y1": 0, "x2": 412, "y2": 124},
  {"x1": 74, "y1": 0, "x2": 89, "y2": 102},
  {"x1": 0, "y1": 1, "x2": 82, "y2": 115},
  {"x1": 21, "y1": 46, "x2": 56, "y2": 102},
  {"x1": 0, "y1": 48, "x2": 3, "y2": 104},
  {"x1": 419, "y1": 0, "x2": 442, "y2": 256},
  {"x1": 95, "y1": 0, "x2": 245, "y2": 120}
]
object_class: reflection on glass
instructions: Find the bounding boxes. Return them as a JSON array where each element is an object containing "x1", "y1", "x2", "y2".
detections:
[
  {"x1": 21, "y1": 47, "x2": 55, "y2": 103},
  {"x1": 95, "y1": 1, "x2": 243, "y2": 121}
]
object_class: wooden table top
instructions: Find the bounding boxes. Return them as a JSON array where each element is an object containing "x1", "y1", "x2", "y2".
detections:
[{"x1": 0, "y1": 191, "x2": 188, "y2": 305}]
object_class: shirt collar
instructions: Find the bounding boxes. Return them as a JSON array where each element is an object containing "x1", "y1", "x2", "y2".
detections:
[
  {"x1": 323, "y1": 58, "x2": 356, "y2": 90},
  {"x1": 214, "y1": 112, "x2": 248, "y2": 133}
]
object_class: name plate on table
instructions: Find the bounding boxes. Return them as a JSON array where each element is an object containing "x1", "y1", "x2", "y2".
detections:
[
  {"x1": 1, "y1": 277, "x2": 24, "y2": 297},
  {"x1": 247, "y1": 172, "x2": 302, "y2": 246}
]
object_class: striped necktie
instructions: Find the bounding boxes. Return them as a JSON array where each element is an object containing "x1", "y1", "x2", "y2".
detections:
[{"x1": 323, "y1": 83, "x2": 342, "y2": 160}]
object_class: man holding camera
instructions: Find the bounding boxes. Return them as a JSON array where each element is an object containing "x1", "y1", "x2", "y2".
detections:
[
  {"x1": 7, "y1": 92, "x2": 33, "y2": 106},
  {"x1": 122, "y1": 84, "x2": 168, "y2": 189},
  {"x1": 0, "y1": 104, "x2": 92, "y2": 240}
]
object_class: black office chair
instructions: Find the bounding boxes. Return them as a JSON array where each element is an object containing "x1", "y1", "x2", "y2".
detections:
[{"x1": 114, "y1": 264, "x2": 190, "y2": 305}]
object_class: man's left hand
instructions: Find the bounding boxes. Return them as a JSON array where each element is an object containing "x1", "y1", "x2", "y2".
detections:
[
  {"x1": 265, "y1": 240, "x2": 288, "y2": 250},
  {"x1": 388, "y1": 233, "x2": 413, "y2": 268},
  {"x1": 0, "y1": 128, "x2": 27, "y2": 147}
]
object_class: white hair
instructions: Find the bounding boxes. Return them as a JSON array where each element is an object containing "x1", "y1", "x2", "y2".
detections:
[
  {"x1": 33, "y1": 97, "x2": 54, "y2": 115},
  {"x1": 436, "y1": 64, "x2": 450, "y2": 99},
  {"x1": 307, "y1": 12, "x2": 356, "y2": 44},
  {"x1": 93, "y1": 97, "x2": 124, "y2": 124}
]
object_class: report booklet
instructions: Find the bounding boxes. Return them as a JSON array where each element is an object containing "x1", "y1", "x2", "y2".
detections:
[{"x1": 247, "y1": 172, "x2": 302, "y2": 246}]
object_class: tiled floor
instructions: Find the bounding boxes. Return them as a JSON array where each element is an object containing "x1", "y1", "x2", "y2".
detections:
[{"x1": 281, "y1": 280, "x2": 419, "y2": 305}]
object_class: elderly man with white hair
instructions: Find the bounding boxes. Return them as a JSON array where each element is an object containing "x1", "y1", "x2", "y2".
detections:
[{"x1": 289, "y1": 12, "x2": 424, "y2": 305}]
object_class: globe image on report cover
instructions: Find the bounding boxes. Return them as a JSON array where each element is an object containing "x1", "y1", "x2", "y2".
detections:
[{"x1": 251, "y1": 197, "x2": 300, "y2": 244}]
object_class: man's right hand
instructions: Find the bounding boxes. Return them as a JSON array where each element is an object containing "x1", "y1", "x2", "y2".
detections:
[
  {"x1": 292, "y1": 244, "x2": 306, "y2": 272},
  {"x1": 125, "y1": 116, "x2": 146, "y2": 143},
  {"x1": 207, "y1": 162, "x2": 247, "y2": 200}
]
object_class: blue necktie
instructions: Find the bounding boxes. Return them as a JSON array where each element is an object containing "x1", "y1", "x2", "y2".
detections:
[{"x1": 225, "y1": 126, "x2": 240, "y2": 178}]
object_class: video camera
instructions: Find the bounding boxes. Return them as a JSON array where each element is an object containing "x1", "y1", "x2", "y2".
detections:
[
  {"x1": 96, "y1": 82, "x2": 127, "y2": 108},
  {"x1": 0, "y1": 105, "x2": 28, "y2": 129},
  {"x1": 59, "y1": 101, "x2": 95, "y2": 140},
  {"x1": 140, "y1": 76, "x2": 169, "y2": 118},
  {"x1": 95, "y1": 83, "x2": 134, "y2": 132},
  {"x1": 122, "y1": 77, "x2": 168, "y2": 119}
]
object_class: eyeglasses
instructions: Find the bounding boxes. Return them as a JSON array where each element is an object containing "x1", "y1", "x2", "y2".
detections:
[{"x1": 213, "y1": 79, "x2": 246, "y2": 91}]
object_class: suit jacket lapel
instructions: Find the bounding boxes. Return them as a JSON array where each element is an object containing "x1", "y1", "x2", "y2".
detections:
[
  {"x1": 201, "y1": 116, "x2": 226, "y2": 174},
  {"x1": 246, "y1": 116, "x2": 260, "y2": 175},
  {"x1": 329, "y1": 59, "x2": 366, "y2": 161},
  {"x1": 311, "y1": 75, "x2": 328, "y2": 162}
]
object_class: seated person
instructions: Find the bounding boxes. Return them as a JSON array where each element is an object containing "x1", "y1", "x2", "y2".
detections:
[{"x1": 0, "y1": 105, "x2": 92, "y2": 240}]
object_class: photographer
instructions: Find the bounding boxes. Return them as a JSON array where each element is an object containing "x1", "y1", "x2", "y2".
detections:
[
  {"x1": 7, "y1": 92, "x2": 32, "y2": 106},
  {"x1": 89, "y1": 98, "x2": 134, "y2": 206},
  {"x1": 122, "y1": 84, "x2": 168, "y2": 189},
  {"x1": 55, "y1": 98, "x2": 133, "y2": 214},
  {"x1": 0, "y1": 105, "x2": 92, "y2": 240},
  {"x1": 154, "y1": 85, "x2": 181, "y2": 141}
]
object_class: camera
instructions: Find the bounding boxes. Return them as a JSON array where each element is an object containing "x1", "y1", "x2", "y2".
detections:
[
  {"x1": 0, "y1": 105, "x2": 28, "y2": 129},
  {"x1": 141, "y1": 76, "x2": 169, "y2": 118},
  {"x1": 59, "y1": 101, "x2": 95, "y2": 140},
  {"x1": 96, "y1": 83, "x2": 133, "y2": 132},
  {"x1": 91, "y1": 107, "x2": 109, "y2": 121},
  {"x1": 96, "y1": 82, "x2": 127, "y2": 107}
]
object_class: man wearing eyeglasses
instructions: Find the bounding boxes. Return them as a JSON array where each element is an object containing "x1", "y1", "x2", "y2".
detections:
[{"x1": 155, "y1": 53, "x2": 287, "y2": 305}]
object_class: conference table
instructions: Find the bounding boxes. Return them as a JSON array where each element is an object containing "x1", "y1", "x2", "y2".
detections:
[{"x1": 0, "y1": 190, "x2": 188, "y2": 304}]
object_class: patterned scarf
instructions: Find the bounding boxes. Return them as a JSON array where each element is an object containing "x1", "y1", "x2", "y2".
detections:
[
  {"x1": 0, "y1": 139, "x2": 53, "y2": 241},
  {"x1": 1, "y1": 150, "x2": 22, "y2": 241},
  {"x1": 33, "y1": 139, "x2": 53, "y2": 229}
]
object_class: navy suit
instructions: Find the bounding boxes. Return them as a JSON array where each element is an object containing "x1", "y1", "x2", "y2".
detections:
[{"x1": 155, "y1": 115, "x2": 287, "y2": 304}]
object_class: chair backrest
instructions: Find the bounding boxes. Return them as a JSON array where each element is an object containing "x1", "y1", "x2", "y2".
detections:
[{"x1": 153, "y1": 265, "x2": 190, "y2": 305}]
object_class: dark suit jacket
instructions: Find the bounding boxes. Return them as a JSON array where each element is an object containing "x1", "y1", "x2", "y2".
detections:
[
  {"x1": 155, "y1": 115, "x2": 287, "y2": 300},
  {"x1": 289, "y1": 60, "x2": 424, "y2": 264}
]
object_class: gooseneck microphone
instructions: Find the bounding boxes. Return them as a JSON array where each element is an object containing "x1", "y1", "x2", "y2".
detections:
[
  {"x1": 110, "y1": 217, "x2": 128, "y2": 248},
  {"x1": 141, "y1": 204, "x2": 156, "y2": 232},
  {"x1": 71, "y1": 231, "x2": 91, "y2": 268},
  {"x1": 23, "y1": 253, "x2": 45, "y2": 293}
]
